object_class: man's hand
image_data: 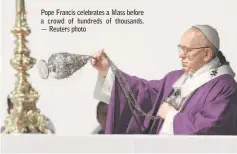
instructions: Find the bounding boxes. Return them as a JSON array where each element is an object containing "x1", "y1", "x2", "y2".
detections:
[
  {"x1": 157, "y1": 103, "x2": 177, "y2": 119},
  {"x1": 90, "y1": 49, "x2": 110, "y2": 75}
]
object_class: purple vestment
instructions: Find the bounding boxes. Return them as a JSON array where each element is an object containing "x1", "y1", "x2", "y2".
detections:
[{"x1": 105, "y1": 70, "x2": 237, "y2": 135}]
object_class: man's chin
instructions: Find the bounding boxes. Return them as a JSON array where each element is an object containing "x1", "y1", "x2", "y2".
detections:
[{"x1": 182, "y1": 67, "x2": 191, "y2": 74}]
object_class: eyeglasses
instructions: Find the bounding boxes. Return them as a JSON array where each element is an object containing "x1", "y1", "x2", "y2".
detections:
[{"x1": 177, "y1": 45, "x2": 209, "y2": 55}]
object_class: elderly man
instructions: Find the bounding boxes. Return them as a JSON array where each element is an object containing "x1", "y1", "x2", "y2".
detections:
[{"x1": 91, "y1": 25, "x2": 237, "y2": 135}]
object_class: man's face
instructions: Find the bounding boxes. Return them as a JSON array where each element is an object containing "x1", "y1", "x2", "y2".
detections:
[{"x1": 179, "y1": 28, "x2": 210, "y2": 74}]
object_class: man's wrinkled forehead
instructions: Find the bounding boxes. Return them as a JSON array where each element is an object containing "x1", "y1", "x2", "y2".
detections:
[{"x1": 180, "y1": 28, "x2": 207, "y2": 47}]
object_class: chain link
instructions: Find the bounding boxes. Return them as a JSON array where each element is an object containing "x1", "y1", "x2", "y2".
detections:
[{"x1": 104, "y1": 53, "x2": 164, "y2": 120}]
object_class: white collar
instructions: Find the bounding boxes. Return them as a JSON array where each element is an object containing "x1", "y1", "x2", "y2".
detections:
[
  {"x1": 180, "y1": 65, "x2": 235, "y2": 98},
  {"x1": 189, "y1": 56, "x2": 221, "y2": 78},
  {"x1": 173, "y1": 58, "x2": 236, "y2": 98},
  {"x1": 173, "y1": 57, "x2": 221, "y2": 88}
]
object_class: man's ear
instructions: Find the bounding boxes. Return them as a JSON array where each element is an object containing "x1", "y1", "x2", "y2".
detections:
[{"x1": 204, "y1": 48, "x2": 213, "y2": 62}]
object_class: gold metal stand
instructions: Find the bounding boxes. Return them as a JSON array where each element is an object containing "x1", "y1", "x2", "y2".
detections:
[{"x1": 3, "y1": 0, "x2": 49, "y2": 133}]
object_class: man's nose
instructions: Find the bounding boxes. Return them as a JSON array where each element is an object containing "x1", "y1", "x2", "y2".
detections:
[{"x1": 179, "y1": 50, "x2": 186, "y2": 59}]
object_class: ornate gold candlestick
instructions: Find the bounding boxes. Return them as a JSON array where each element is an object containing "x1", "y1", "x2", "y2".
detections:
[{"x1": 2, "y1": 0, "x2": 49, "y2": 133}]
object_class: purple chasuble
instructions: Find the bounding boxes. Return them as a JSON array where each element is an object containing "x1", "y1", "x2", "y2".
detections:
[{"x1": 105, "y1": 70, "x2": 237, "y2": 135}]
